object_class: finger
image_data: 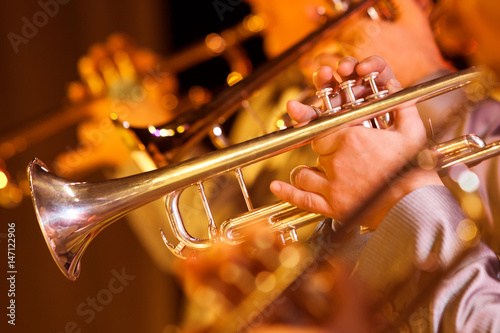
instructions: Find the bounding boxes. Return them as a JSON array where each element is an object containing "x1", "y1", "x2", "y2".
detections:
[
  {"x1": 355, "y1": 55, "x2": 395, "y2": 88},
  {"x1": 290, "y1": 166, "x2": 330, "y2": 194},
  {"x1": 336, "y1": 56, "x2": 359, "y2": 81},
  {"x1": 356, "y1": 60, "x2": 412, "y2": 134},
  {"x1": 311, "y1": 132, "x2": 340, "y2": 156},
  {"x1": 393, "y1": 104, "x2": 425, "y2": 138},
  {"x1": 384, "y1": 78, "x2": 426, "y2": 141},
  {"x1": 286, "y1": 100, "x2": 320, "y2": 123},
  {"x1": 312, "y1": 66, "x2": 338, "y2": 90},
  {"x1": 385, "y1": 78, "x2": 418, "y2": 128},
  {"x1": 386, "y1": 77, "x2": 403, "y2": 94},
  {"x1": 98, "y1": 58, "x2": 121, "y2": 86},
  {"x1": 270, "y1": 181, "x2": 332, "y2": 215},
  {"x1": 88, "y1": 43, "x2": 108, "y2": 62},
  {"x1": 114, "y1": 50, "x2": 137, "y2": 81},
  {"x1": 77, "y1": 56, "x2": 105, "y2": 96},
  {"x1": 312, "y1": 66, "x2": 344, "y2": 112},
  {"x1": 336, "y1": 57, "x2": 375, "y2": 101}
]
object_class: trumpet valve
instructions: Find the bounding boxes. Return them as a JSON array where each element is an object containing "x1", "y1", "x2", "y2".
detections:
[
  {"x1": 339, "y1": 79, "x2": 365, "y2": 109},
  {"x1": 316, "y1": 87, "x2": 341, "y2": 113},
  {"x1": 363, "y1": 72, "x2": 389, "y2": 100},
  {"x1": 280, "y1": 228, "x2": 299, "y2": 244}
]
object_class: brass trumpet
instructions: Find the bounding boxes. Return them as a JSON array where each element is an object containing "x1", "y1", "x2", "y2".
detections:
[{"x1": 28, "y1": 67, "x2": 500, "y2": 281}]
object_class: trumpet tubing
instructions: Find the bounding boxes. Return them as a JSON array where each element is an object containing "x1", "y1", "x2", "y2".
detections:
[
  {"x1": 27, "y1": 67, "x2": 490, "y2": 281},
  {"x1": 434, "y1": 134, "x2": 500, "y2": 169}
]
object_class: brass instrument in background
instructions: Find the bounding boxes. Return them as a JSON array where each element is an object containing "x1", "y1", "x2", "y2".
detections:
[
  {"x1": 27, "y1": 67, "x2": 500, "y2": 281},
  {"x1": 0, "y1": 0, "x2": 383, "y2": 208},
  {"x1": 0, "y1": 11, "x2": 263, "y2": 208}
]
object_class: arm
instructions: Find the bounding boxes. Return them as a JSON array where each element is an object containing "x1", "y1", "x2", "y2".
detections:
[{"x1": 354, "y1": 184, "x2": 500, "y2": 332}]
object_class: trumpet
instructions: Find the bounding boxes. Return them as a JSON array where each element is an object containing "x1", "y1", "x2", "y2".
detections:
[{"x1": 28, "y1": 67, "x2": 500, "y2": 281}]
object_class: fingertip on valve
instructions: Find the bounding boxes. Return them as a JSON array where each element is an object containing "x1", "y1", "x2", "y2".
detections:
[{"x1": 269, "y1": 181, "x2": 282, "y2": 194}]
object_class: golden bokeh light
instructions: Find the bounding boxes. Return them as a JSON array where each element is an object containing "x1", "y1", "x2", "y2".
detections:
[
  {"x1": 417, "y1": 149, "x2": 438, "y2": 170},
  {"x1": 244, "y1": 14, "x2": 266, "y2": 33},
  {"x1": 205, "y1": 33, "x2": 226, "y2": 54},
  {"x1": 460, "y1": 194, "x2": 484, "y2": 221},
  {"x1": 227, "y1": 71, "x2": 243, "y2": 86},
  {"x1": 456, "y1": 218, "x2": 479, "y2": 242},
  {"x1": 0, "y1": 171, "x2": 8, "y2": 189}
]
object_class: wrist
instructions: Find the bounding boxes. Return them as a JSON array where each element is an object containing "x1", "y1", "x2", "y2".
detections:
[
  {"x1": 392, "y1": 169, "x2": 443, "y2": 205},
  {"x1": 361, "y1": 169, "x2": 442, "y2": 230}
]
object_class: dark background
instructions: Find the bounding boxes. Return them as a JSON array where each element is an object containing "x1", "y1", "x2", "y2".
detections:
[{"x1": 0, "y1": 1, "x2": 265, "y2": 332}]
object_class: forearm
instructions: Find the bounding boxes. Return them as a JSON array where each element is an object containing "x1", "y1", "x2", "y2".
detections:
[{"x1": 353, "y1": 185, "x2": 500, "y2": 332}]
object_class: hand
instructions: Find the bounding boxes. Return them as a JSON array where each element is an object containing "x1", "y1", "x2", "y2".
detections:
[
  {"x1": 270, "y1": 56, "x2": 443, "y2": 230},
  {"x1": 67, "y1": 33, "x2": 179, "y2": 127},
  {"x1": 55, "y1": 34, "x2": 180, "y2": 177}
]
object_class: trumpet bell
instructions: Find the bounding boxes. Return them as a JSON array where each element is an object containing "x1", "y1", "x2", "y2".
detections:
[
  {"x1": 29, "y1": 158, "x2": 88, "y2": 280},
  {"x1": 28, "y1": 157, "x2": 154, "y2": 281}
]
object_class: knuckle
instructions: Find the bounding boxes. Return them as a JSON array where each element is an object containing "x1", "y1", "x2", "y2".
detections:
[
  {"x1": 302, "y1": 192, "x2": 316, "y2": 211},
  {"x1": 340, "y1": 129, "x2": 357, "y2": 146}
]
